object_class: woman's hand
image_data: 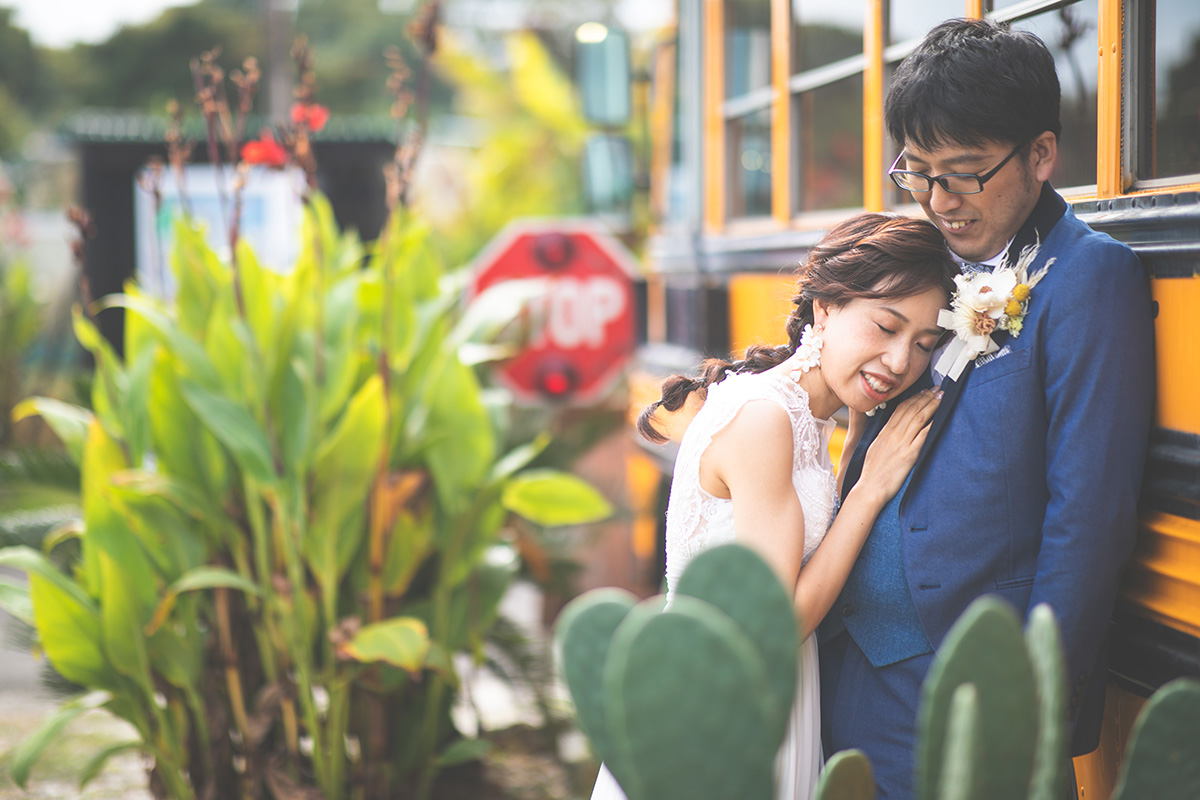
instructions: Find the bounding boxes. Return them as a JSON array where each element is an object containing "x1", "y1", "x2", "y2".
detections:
[{"x1": 854, "y1": 388, "x2": 942, "y2": 506}]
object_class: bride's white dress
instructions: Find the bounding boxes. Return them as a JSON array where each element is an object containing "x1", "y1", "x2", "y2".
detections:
[{"x1": 591, "y1": 368, "x2": 838, "y2": 800}]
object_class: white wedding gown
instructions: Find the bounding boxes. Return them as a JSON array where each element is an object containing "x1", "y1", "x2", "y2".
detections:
[{"x1": 591, "y1": 368, "x2": 838, "y2": 800}]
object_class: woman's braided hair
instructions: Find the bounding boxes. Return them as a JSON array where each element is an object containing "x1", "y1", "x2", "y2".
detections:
[{"x1": 636, "y1": 212, "x2": 957, "y2": 443}]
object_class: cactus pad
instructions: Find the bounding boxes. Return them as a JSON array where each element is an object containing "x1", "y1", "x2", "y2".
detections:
[
  {"x1": 814, "y1": 749, "x2": 876, "y2": 800},
  {"x1": 674, "y1": 543, "x2": 800, "y2": 740},
  {"x1": 1023, "y1": 603, "x2": 1067, "y2": 800},
  {"x1": 916, "y1": 596, "x2": 1037, "y2": 800},
  {"x1": 1111, "y1": 678, "x2": 1200, "y2": 800},
  {"x1": 605, "y1": 594, "x2": 777, "y2": 800}
]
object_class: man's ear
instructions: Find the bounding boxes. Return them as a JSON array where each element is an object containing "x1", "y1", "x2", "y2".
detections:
[{"x1": 1031, "y1": 131, "x2": 1057, "y2": 183}]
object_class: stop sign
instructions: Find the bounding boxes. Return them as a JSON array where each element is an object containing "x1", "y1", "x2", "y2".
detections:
[{"x1": 468, "y1": 221, "x2": 638, "y2": 404}]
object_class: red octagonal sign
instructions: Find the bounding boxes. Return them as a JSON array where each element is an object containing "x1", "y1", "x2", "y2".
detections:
[{"x1": 468, "y1": 221, "x2": 638, "y2": 404}]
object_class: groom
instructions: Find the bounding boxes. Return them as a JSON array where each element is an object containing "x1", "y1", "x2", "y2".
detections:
[{"x1": 819, "y1": 18, "x2": 1156, "y2": 799}]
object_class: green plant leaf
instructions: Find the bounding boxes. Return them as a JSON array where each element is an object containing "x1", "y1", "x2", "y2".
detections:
[
  {"x1": 435, "y1": 737, "x2": 492, "y2": 767},
  {"x1": 338, "y1": 616, "x2": 431, "y2": 671},
  {"x1": 99, "y1": 550, "x2": 153, "y2": 691},
  {"x1": 502, "y1": 469, "x2": 613, "y2": 526},
  {"x1": 169, "y1": 566, "x2": 263, "y2": 597},
  {"x1": 97, "y1": 293, "x2": 220, "y2": 387},
  {"x1": 179, "y1": 380, "x2": 278, "y2": 485},
  {"x1": 489, "y1": 433, "x2": 551, "y2": 482},
  {"x1": 10, "y1": 692, "x2": 110, "y2": 789},
  {"x1": 78, "y1": 740, "x2": 144, "y2": 790},
  {"x1": 308, "y1": 375, "x2": 386, "y2": 592},
  {"x1": 12, "y1": 398, "x2": 93, "y2": 464},
  {"x1": 0, "y1": 576, "x2": 33, "y2": 626}
]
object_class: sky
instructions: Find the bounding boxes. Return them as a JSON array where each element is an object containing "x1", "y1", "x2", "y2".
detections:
[{"x1": 7, "y1": 0, "x2": 203, "y2": 48}]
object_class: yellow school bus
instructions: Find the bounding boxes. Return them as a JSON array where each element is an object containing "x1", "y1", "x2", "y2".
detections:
[{"x1": 624, "y1": 1, "x2": 1200, "y2": 796}]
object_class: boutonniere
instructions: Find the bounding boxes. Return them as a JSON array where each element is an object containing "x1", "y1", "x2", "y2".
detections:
[{"x1": 934, "y1": 243, "x2": 1055, "y2": 381}]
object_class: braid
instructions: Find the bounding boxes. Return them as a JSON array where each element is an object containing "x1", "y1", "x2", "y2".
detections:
[{"x1": 637, "y1": 342, "x2": 798, "y2": 443}]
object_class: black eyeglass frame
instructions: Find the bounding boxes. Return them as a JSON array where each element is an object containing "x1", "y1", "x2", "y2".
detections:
[{"x1": 887, "y1": 142, "x2": 1027, "y2": 195}]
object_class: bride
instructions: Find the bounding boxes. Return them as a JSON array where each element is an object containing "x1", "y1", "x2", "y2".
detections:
[{"x1": 590, "y1": 212, "x2": 956, "y2": 800}]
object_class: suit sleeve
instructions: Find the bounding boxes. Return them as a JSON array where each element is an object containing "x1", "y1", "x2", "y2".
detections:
[{"x1": 1030, "y1": 238, "x2": 1155, "y2": 749}]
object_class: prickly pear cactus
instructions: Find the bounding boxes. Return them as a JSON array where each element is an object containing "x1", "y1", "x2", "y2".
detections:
[
  {"x1": 1023, "y1": 603, "x2": 1067, "y2": 800},
  {"x1": 606, "y1": 594, "x2": 778, "y2": 799},
  {"x1": 936, "y1": 684, "x2": 982, "y2": 800},
  {"x1": 555, "y1": 543, "x2": 799, "y2": 800},
  {"x1": 674, "y1": 542, "x2": 802, "y2": 740},
  {"x1": 1110, "y1": 678, "x2": 1200, "y2": 800},
  {"x1": 554, "y1": 588, "x2": 638, "y2": 784},
  {"x1": 814, "y1": 749, "x2": 876, "y2": 800},
  {"x1": 916, "y1": 596, "x2": 1038, "y2": 800}
]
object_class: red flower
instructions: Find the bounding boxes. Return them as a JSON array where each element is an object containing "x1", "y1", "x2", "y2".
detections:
[
  {"x1": 241, "y1": 131, "x2": 289, "y2": 168},
  {"x1": 290, "y1": 102, "x2": 330, "y2": 133}
]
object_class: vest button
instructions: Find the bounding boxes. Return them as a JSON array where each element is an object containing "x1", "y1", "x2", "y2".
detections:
[{"x1": 842, "y1": 604, "x2": 853, "y2": 617}]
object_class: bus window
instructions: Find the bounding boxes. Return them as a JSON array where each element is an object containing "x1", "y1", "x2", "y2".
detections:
[
  {"x1": 1150, "y1": 0, "x2": 1200, "y2": 180},
  {"x1": 789, "y1": 0, "x2": 865, "y2": 213},
  {"x1": 729, "y1": 107, "x2": 773, "y2": 217},
  {"x1": 726, "y1": 0, "x2": 774, "y2": 219},
  {"x1": 1011, "y1": 1, "x2": 1100, "y2": 193},
  {"x1": 794, "y1": 75, "x2": 864, "y2": 212},
  {"x1": 887, "y1": 0, "x2": 960, "y2": 48},
  {"x1": 791, "y1": 0, "x2": 862, "y2": 71}
]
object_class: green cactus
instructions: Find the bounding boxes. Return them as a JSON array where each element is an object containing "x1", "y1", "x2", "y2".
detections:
[
  {"x1": 814, "y1": 749, "x2": 876, "y2": 800},
  {"x1": 1023, "y1": 603, "x2": 1067, "y2": 800},
  {"x1": 937, "y1": 684, "x2": 983, "y2": 800},
  {"x1": 916, "y1": 596, "x2": 1038, "y2": 800},
  {"x1": 674, "y1": 543, "x2": 802, "y2": 740},
  {"x1": 554, "y1": 588, "x2": 637, "y2": 776},
  {"x1": 555, "y1": 543, "x2": 798, "y2": 800},
  {"x1": 1110, "y1": 677, "x2": 1200, "y2": 800},
  {"x1": 607, "y1": 595, "x2": 778, "y2": 799}
]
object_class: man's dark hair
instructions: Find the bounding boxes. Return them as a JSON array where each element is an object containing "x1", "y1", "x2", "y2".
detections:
[{"x1": 885, "y1": 18, "x2": 1062, "y2": 152}]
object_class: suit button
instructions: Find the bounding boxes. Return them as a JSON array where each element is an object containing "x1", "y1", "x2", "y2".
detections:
[{"x1": 842, "y1": 604, "x2": 854, "y2": 617}]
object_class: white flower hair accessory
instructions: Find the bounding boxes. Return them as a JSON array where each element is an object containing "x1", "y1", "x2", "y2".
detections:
[{"x1": 934, "y1": 243, "x2": 1055, "y2": 381}]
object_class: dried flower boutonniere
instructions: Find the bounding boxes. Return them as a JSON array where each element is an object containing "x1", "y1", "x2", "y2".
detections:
[{"x1": 934, "y1": 243, "x2": 1055, "y2": 381}]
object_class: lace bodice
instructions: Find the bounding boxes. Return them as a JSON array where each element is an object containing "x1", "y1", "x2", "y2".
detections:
[{"x1": 664, "y1": 369, "x2": 839, "y2": 597}]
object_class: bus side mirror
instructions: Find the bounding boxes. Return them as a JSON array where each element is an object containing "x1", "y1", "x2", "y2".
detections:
[
  {"x1": 575, "y1": 23, "x2": 631, "y2": 127},
  {"x1": 582, "y1": 133, "x2": 634, "y2": 221}
]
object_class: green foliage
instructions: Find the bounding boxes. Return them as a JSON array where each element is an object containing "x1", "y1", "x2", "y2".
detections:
[
  {"x1": 2, "y1": 194, "x2": 612, "y2": 800},
  {"x1": 0, "y1": 261, "x2": 44, "y2": 447},
  {"x1": 562, "y1": 577, "x2": 1200, "y2": 799},
  {"x1": 556, "y1": 543, "x2": 798, "y2": 800},
  {"x1": 428, "y1": 31, "x2": 591, "y2": 270}
]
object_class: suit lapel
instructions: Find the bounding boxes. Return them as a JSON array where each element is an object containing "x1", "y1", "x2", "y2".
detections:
[{"x1": 901, "y1": 183, "x2": 1067, "y2": 500}]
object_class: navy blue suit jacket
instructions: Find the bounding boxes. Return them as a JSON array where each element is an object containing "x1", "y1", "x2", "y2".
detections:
[{"x1": 838, "y1": 185, "x2": 1156, "y2": 755}]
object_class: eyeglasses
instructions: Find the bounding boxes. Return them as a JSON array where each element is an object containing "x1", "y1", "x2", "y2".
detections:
[{"x1": 888, "y1": 143, "x2": 1025, "y2": 195}]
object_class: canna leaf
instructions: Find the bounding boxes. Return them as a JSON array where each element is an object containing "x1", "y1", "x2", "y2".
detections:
[
  {"x1": 0, "y1": 576, "x2": 33, "y2": 626},
  {"x1": 11, "y1": 398, "x2": 93, "y2": 465},
  {"x1": 97, "y1": 292, "x2": 220, "y2": 387},
  {"x1": 179, "y1": 380, "x2": 278, "y2": 486},
  {"x1": 10, "y1": 692, "x2": 111, "y2": 788},
  {"x1": 502, "y1": 469, "x2": 613, "y2": 526},
  {"x1": 337, "y1": 616, "x2": 431, "y2": 671},
  {"x1": 435, "y1": 738, "x2": 492, "y2": 767},
  {"x1": 308, "y1": 375, "x2": 386, "y2": 592},
  {"x1": 78, "y1": 740, "x2": 144, "y2": 790}
]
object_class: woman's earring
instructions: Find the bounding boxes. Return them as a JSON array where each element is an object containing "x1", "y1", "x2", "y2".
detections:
[{"x1": 789, "y1": 324, "x2": 823, "y2": 381}]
